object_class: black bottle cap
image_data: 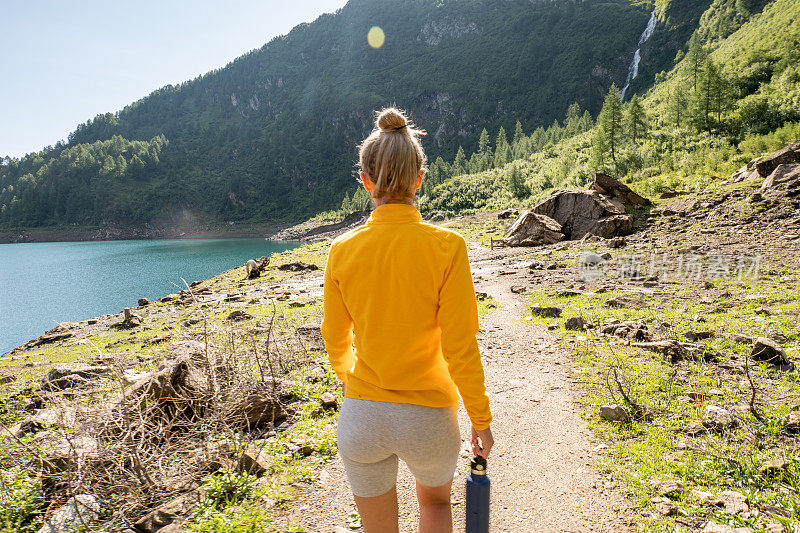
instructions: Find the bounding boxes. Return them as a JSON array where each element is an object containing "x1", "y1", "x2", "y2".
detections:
[{"x1": 470, "y1": 455, "x2": 487, "y2": 475}]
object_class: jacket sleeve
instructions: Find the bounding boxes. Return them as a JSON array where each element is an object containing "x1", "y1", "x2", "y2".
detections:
[
  {"x1": 437, "y1": 235, "x2": 492, "y2": 430},
  {"x1": 320, "y1": 243, "x2": 355, "y2": 383}
]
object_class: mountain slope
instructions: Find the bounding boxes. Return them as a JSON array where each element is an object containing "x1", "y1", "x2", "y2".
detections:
[{"x1": 0, "y1": 0, "x2": 705, "y2": 230}]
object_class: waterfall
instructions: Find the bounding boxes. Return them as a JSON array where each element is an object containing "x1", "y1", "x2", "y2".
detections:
[{"x1": 620, "y1": 9, "x2": 657, "y2": 101}]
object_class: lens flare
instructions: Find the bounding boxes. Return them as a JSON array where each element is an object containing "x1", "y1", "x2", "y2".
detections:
[{"x1": 367, "y1": 26, "x2": 385, "y2": 49}]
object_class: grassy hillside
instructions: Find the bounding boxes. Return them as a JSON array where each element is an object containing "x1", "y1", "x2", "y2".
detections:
[{"x1": 397, "y1": 0, "x2": 799, "y2": 219}]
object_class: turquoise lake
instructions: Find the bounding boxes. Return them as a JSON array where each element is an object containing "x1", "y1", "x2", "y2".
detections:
[{"x1": 0, "y1": 238, "x2": 302, "y2": 355}]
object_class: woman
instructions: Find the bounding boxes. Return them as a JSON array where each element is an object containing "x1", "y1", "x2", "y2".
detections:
[{"x1": 321, "y1": 107, "x2": 493, "y2": 533}]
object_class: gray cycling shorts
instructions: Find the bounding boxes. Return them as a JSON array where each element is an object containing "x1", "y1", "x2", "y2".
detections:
[{"x1": 337, "y1": 397, "x2": 462, "y2": 497}]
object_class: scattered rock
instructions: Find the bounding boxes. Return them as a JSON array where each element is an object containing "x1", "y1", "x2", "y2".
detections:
[
  {"x1": 530, "y1": 306, "x2": 562, "y2": 318},
  {"x1": 599, "y1": 404, "x2": 630, "y2": 423},
  {"x1": 751, "y1": 337, "x2": 792, "y2": 366},
  {"x1": 133, "y1": 493, "x2": 199, "y2": 533},
  {"x1": 684, "y1": 330, "x2": 714, "y2": 341},
  {"x1": 556, "y1": 289, "x2": 581, "y2": 297},
  {"x1": 657, "y1": 198, "x2": 700, "y2": 216},
  {"x1": 37, "y1": 495, "x2": 100, "y2": 533},
  {"x1": 732, "y1": 334, "x2": 755, "y2": 345},
  {"x1": 320, "y1": 392, "x2": 338, "y2": 409},
  {"x1": 23, "y1": 324, "x2": 75, "y2": 349},
  {"x1": 657, "y1": 480, "x2": 684, "y2": 498},
  {"x1": 691, "y1": 489, "x2": 719, "y2": 504},
  {"x1": 607, "y1": 236, "x2": 626, "y2": 248},
  {"x1": 650, "y1": 496, "x2": 677, "y2": 516},
  {"x1": 704, "y1": 405, "x2": 737, "y2": 430},
  {"x1": 717, "y1": 490, "x2": 749, "y2": 514},
  {"x1": 238, "y1": 444, "x2": 270, "y2": 476},
  {"x1": 24, "y1": 407, "x2": 78, "y2": 432},
  {"x1": 277, "y1": 261, "x2": 319, "y2": 272},
  {"x1": 606, "y1": 295, "x2": 647, "y2": 309},
  {"x1": 45, "y1": 436, "x2": 101, "y2": 474},
  {"x1": 763, "y1": 329, "x2": 789, "y2": 344},
  {"x1": 764, "y1": 521, "x2": 787, "y2": 533},
  {"x1": 631, "y1": 340, "x2": 709, "y2": 363},
  {"x1": 510, "y1": 285, "x2": 527, "y2": 294},
  {"x1": 684, "y1": 421, "x2": 707, "y2": 436},
  {"x1": 497, "y1": 208, "x2": 519, "y2": 219},
  {"x1": 564, "y1": 316, "x2": 586, "y2": 331},
  {"x1": 40, "y1": 363, "x2": 111, "y2": 392},
  {"x1": 702, "y1": 522, "x2": 754, "y2": 533},
  {"x1": 760, "y1": 458, "x2": 789, "y2": 474},
  {"x1": 786, "y1": 411, "x2": 800, "y2": 432},
  {"x1": 592, "y1": 173, "x2": 651, "y2": 206},
  {"x1": 501, "y1": 210, "x2": 565, "y2": 247},
  {"x1": 227, "y1": 310, "x2": 254, "y2": 321}
]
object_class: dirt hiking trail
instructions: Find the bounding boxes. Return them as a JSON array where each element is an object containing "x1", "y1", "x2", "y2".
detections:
[{"x1": 280, "y1": 244, "x2": 633, "y2": 532}]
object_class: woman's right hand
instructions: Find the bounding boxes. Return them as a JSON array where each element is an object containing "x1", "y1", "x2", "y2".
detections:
[{"x1": 471, "y1": 426, "x2": 494, "y2": 459}]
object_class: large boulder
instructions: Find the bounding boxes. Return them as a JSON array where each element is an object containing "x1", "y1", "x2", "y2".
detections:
[
  {"x1": 760, "y1": 163, "x2": 800, "y2": 195},
  {"x1": 753, "y1": 140, "x2": 800, "y2": 177},
  {"x1": 532, "y1": 190, "x2": 633, "y2": 240},
  {"x1": 592, "y1": 173, "x2": 651, "y2": 206},
  {"x1": 501, "y1": 210, "x2": 564, "y2": 246}
]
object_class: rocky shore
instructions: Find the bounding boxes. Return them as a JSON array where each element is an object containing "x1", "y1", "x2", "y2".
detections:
[{"x1": 0, "y1": 221, "x2": 294, "y2": 244}]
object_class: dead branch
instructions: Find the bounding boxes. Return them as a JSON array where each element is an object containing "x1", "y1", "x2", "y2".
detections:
[{"x1": 744, "y1": 351, "x2": 766, "y2": 424}]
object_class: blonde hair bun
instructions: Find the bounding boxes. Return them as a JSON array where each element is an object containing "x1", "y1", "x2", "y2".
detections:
[
  {"x1": 358, "y1": 106, "x2": 427, "y2": 202},
  {"x1": 377, "y1": 108, "x2": 408, "y2": 132}
]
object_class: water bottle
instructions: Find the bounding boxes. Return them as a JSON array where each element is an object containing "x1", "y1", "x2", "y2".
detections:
[{"x1": 465, "y1": 456, "x2": 490, "y2": 533}]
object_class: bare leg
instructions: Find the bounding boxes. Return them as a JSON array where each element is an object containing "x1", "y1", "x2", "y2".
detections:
[
  {"x1": 353, "y1": 484, "x2": 400, "y2": 533},
  {"x1": 416, "y1": 478, "x2": 453, "y2": 533}
]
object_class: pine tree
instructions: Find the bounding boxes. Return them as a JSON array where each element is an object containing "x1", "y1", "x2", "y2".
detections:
[
  {"x1": 625, "y1": 95, "x2": 648, "y2": 146},
  {"x1": 452, "y1": 146, "x2": 468, "y2": 176},
  {"x1": 597, "y1": 84, "x2": 624, "y2": 172},
  {"x1": 693, "y1": 56, "x2": 721, "y2": 133},
  {"x1": 564, "y1": 102, "x2": 582, "y2": 135},
  {"x1": 340, "y1": 190, "x2": 351, "y2": 211},
  {"x1": 579, "y1": 110, "x2": 594, "y2": 132},
  {"x1": 508, "y1": 163, "x2": 530, "y2": 199},
  {"x1": 668, "y1": 85, "x2": 688, "y2": 129},
  {"x1": 477, "y1": 128, "x2": 492, "y2": 171},
  {"x1": 686, "y1": 34, "x2": 706, "y2": 92},
  {"x1": 590, "y1": 127, "x2": 610, "y2": 172},
  {"x1": 494, "y1": 126, "x2": 510, "y2": 168},
  {"x1": 512, "y1": 120, "x2": 525, "y2": 159}
]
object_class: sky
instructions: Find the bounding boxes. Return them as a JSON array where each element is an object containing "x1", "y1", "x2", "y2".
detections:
[{"x1": 0, "y1": 0, "x2": 349, "y2": 159}]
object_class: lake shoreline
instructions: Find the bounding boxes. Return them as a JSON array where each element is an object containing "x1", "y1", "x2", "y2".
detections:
[{"x1": 0, "y1": 221, "x2": 297, "y2": 244}]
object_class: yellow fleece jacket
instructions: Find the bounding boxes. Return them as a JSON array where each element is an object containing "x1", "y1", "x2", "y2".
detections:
[{"x1": 320, "y1": 202, "x2": 492, "y2": 430}]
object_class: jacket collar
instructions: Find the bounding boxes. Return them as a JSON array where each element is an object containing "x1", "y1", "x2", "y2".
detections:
[{"x1": 367, "y1": 202, "x2": 423, "y2": 224}]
